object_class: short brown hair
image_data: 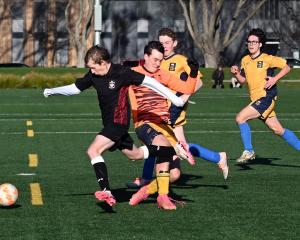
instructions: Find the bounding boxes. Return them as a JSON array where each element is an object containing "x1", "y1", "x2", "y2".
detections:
[
  {"x1": 84, "y1": 45, "x2": 111, "y2": 65},
  {"x1": 144, "y1": 41, "x2": 164, "y2": 55},
  {"x1": 158, "y1": 27, "x2": 177, "y2": 41}
]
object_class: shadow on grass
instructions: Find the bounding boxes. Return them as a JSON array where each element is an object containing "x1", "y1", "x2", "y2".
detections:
[
  {"x1": 172, "y1": 173, "x2": 228, "y2": 190},
  {"x1": 64, "y1": 173, "x2": 229, "y2": 210},
  {"x1": 96, "y1": 202, "x2": 117, "y2": 213},
  {"x1": 236, "y1": 156, "x2": 300, "y2": 170},
  {"x1": 0, "y1": 204, "x2": 22, "y2": 209}
]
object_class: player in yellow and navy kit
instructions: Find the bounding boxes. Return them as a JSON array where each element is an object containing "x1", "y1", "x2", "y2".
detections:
[{"x1": 231, "y1": 28, "x2": 300, "y2": 163}]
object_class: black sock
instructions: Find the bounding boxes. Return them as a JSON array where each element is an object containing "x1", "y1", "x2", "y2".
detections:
[
  {"x1": 92, "y1": 162, "x2": 110, "y2": 191},
  {"x1": 146, "y1": 145, "x2": 176, "y2": 158}
]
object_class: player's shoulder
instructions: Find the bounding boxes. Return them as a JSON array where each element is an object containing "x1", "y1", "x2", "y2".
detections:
[
  {"x1": 131, "y1": 65, "x2": 143, "y2": 73},
  {"x1": 241, "y1": 54, "x2": 251, "y2": 62},
  {"x1": 173, "y1": 54, "x2": 187, "y2": 62},
  {"x1": 165, "y1": 53, "x2": 187, "y2": 62}
]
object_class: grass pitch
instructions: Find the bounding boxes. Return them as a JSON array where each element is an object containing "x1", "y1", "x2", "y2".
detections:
[{"x1": 0, "y1": 87, "x2": 299, "y2": 240}]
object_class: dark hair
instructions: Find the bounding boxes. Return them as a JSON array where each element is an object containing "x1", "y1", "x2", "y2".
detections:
[
  {"x1": 144, "y1": 41, "x2": 164, "y2": 55},
  {"x1": 158, "y1": 27, "x2": 177, "y2": 41},
  {"x1": 84, "y1": 45, "x2": 111, "y2": 65},
  {"x1": 247, "y1": 28, "x2": 266, "y2": 46}
]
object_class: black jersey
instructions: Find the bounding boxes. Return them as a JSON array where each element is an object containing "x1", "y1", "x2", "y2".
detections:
[{"x1": 75, "y1": 63, "x2": 144, "y2": 129}]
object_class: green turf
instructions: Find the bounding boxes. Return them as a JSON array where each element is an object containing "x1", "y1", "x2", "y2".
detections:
[{"x1": 0, "y1": 88, "x2": 300, "y2": 240}]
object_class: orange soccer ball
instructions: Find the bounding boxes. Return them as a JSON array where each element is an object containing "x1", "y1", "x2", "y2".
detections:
[{"x1": 0, "y1": 183, "x2": 18, "y2": 207}]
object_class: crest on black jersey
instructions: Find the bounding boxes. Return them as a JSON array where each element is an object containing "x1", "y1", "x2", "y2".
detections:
[
  {"x1": 109, "y1": 80, "x2": 115, "y2": 89},
  {"x1": 169, "y1": 63, "x2": 176, "y2": 71},
  {"x1": 257, "y1": 61, "x2": 263, "y2": 68}
]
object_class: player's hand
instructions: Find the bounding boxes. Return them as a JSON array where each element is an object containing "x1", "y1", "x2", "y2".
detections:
[
  {"x1": 265, "y1": 76, "x2": 277, "y2": 89},
  {"x1": 187, "y1": 59, "x2": 199, "y2": 78},
  {"x1": 43, "y1": 88, "x2": 52, "y2": 98},
  {"x1": 231, "y1": 65, "x2": 240, "y2": 75}
]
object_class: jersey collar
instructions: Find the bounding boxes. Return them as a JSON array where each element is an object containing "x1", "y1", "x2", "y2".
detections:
[
  {"x1": 250, "y1": 52, "x2": 262, "y2": 60},
  {"x1": 164, "y1": 53, "x2": 177, "y2": 60}
]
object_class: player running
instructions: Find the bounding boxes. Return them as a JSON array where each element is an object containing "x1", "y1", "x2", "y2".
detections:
[
  {"x1": 43, "y1": 45, "x2": 192, "y2": 207},
  {"x1": 231, "y1": 28, "x2": 300, "y2": 163}
]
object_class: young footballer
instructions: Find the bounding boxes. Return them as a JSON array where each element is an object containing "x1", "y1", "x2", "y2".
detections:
[
  {"x1": 128, "y1": 41, "x2": 228, "y2": 209},
  {"x1": 128, "y1": 41, "x2": 199, "y2": 209},
  {"x1": 231, "y1": 28, "x2": 300, "y2": 163},
  {"x1": 43, "y1": 45, "x2": 192, "y2": 207},
  {"x1": 128, "y1": 28, "x2": 228, "y2": 189}
]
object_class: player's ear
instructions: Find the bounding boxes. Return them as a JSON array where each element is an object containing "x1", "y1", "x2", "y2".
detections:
[
  {"x1": 144, "y1": 54, "x2": 148, "y2": 61},
  {"x1": 173, "y1": 40, "x2": 178, "y2": 48},
  {"x1": 259, "y1": 43, "x2": 262, "y2": 48}
]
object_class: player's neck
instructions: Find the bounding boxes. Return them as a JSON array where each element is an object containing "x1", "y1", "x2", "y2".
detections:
[
  {"x1": 250, "y1": 50, "x2": 261, "y2": 59},
  {"x1": 164, "y1": 51, "x2": 176, "y2": 59}
]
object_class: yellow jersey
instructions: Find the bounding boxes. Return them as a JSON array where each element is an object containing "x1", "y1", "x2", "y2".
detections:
[
  {"x1": 161, "y1": 53, "x2": 203, "y2": 80},
  {"x1": 241, "y1": 53, "x2": 287, "y2": 101}
]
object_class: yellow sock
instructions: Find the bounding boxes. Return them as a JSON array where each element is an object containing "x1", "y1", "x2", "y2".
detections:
[
  {"x1": 147, "y1": 179, "x2": 158, "y2": 194},
  {"x1": 157, "y1": 171, "x2": 170, "y2": 195}
]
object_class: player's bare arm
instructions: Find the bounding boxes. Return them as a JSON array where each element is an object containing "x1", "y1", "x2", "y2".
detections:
[{"x1": 231, "y1": 65, "x2": 246, "y2": 84}]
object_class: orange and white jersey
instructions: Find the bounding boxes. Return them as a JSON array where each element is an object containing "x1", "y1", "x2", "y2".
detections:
[{"x1": 129, "y1": 65, "x2": 197, "y2": 128}]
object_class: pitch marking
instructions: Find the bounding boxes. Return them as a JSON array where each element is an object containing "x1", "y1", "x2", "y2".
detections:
[
  {"x1": 30, "y1": 183, "x2": 43, "y2": 205},
  {"x1": 28, "y1": 154, "x2": 38, "y2": 167}
]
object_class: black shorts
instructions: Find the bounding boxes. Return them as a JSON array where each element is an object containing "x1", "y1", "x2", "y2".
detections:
[
  {"x1": 169, "y1": 157, "x2": 181, "y2": 170},
  {"x1": 99, "y1": 126, "x2": 134, "y2": 152},
  {"x1": 135, "y1": 124, "x2": 161, "y2": 145}
]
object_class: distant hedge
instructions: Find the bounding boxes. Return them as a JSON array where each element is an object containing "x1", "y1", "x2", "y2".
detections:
[{"x1": 0, "y1": 67, "x2": 299, "y2": 88}]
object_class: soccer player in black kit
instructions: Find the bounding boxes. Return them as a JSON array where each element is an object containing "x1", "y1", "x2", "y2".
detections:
[{"x1": 43, "y1": 45, "x2": 194, "y2": 206}]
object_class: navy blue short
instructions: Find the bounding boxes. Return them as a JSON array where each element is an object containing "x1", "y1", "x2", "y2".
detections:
[
  {"x1": 135, "y1": 124, "x2": 161, "y2": 145},
  {"x1": 136, "y1": 124, "x2": 181, "y2": 170},
  {"x1": 251, "y1": 95, "x2": 276, "y2": 120}
]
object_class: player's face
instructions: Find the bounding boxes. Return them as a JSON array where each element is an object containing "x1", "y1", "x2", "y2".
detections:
[
  {"x1": 144, "y1": 49, "x2": 163, "y2": 73},
  {"x1": 159, "y1": 35, "x2": 177, "y2": 57},
  {"x1": 86, "y1": 60, "x2": 110, "y2": 76},
  {"x1": 247, "y1": 35, "x2": 262, "y2": 57}
]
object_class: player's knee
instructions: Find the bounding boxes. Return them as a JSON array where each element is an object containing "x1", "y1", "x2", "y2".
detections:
[
  {"x1": 170, "y1": 168, "x2": 181, "y2": 183},
  {"x1": 123, "y1": 148, "x2": 143, "y2": 161},
  {"x1": 86, "y1": 147, "x2": 95, "y2": 159},
  {"x1": 272, "y1": 127, "x2": 284, "y2": 136},
  {"x1": 236, "y1": 114, "x2": 244, "y2": 124}
]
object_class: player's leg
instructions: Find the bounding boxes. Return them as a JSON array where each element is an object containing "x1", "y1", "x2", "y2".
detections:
[
  {"x1": 169, "y1": 157, "x2": 181, "y2": 183},
  {"x1": 171, "y1": 108, "x2": 196, "y2": 165},
  {"x1": 131, "y1": 134, "x2": 169, "y2": 188},
  {"x1": 86, "y1": 134, "x2": 116, "y2": 206},
  {"x1": 235, "y1": 104, "x2": 260, "y2": 163},
  {"x1": 126, "y1": 124, "x2": 161, "y2": 189},
  {"x1": 188, "y1": 143, "x2": 228, "y2": 179},
  {"x1": 265, "y1": 116, "x2": 300, "y2": 151}
]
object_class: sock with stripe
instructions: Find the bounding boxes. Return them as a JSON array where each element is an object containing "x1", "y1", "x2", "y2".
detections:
[
  {"x1": 91, "y1": 156, "x2": 110, "y2": 190},
  {"x1": 157, "y1": 171, "x2": 170, "y2": 195}
]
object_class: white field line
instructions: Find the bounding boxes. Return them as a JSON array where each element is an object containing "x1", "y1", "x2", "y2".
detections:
[
  {"x1": 1, "y1": 112, "x2": 300, "y2": 117},
  {"x1": 1, "y1": 118, "x2": 300, "y2": 123},
  {"x1": 1, "y1": 130, "x2": 300, "y2": 135}
]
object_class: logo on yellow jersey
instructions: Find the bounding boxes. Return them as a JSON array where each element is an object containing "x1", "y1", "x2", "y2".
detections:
[
  {"x1": 257, "y1": 61, "x2": 263, "y2": 68},
  {"x1": 169, "y1": 63, "x2": 176, "y2": 71}
]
